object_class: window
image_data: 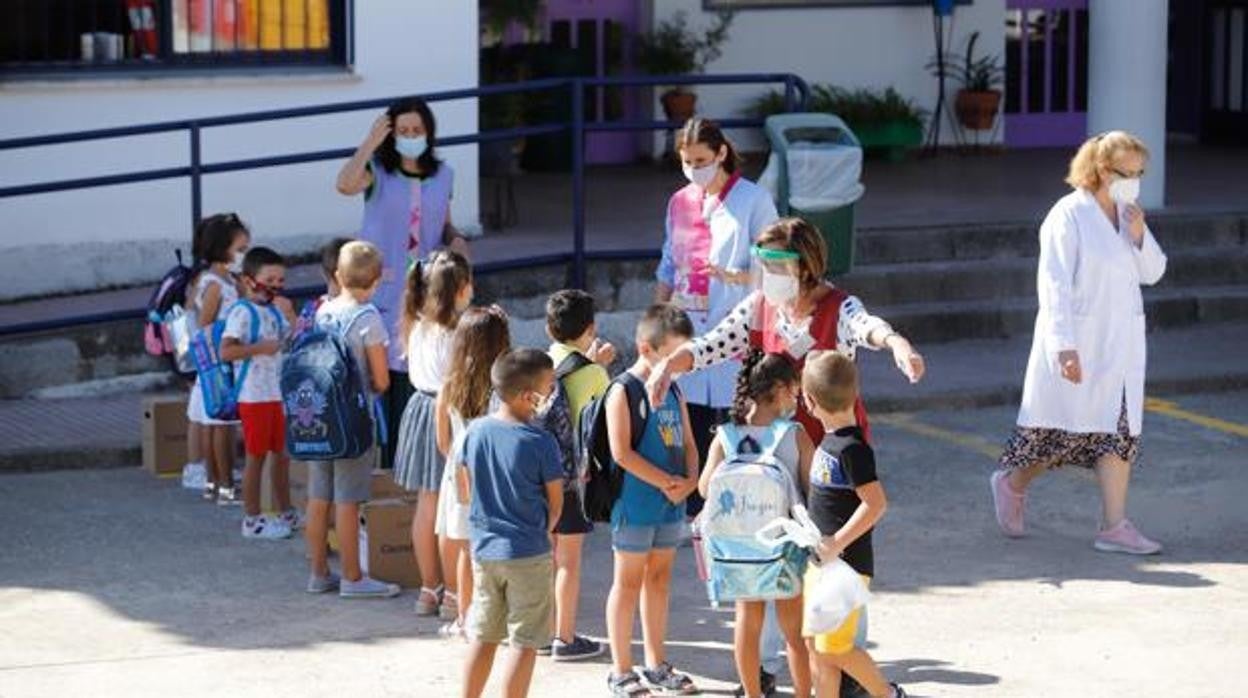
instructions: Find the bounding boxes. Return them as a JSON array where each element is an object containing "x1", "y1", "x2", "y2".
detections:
[{"x1": 1, "y1": 0, "x2": 351, "y2": 76}]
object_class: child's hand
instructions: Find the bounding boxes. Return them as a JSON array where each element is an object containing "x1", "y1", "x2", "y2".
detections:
[
  {"x1": 255, "y1": 339, "x2": 282, "y2": 356},
  {"x1": 816, "y1": 536, "x2": 844, "y2": 564},
  {"x1": 589, "y1": 339, "x2": 616, "y2": 367},
  {"x1": 663, "y1": 476, "x2": 691, "y2": 504}
]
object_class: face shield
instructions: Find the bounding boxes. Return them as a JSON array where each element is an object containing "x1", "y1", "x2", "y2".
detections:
[{"x1": 750, "y1": 245, "x2": 803, "y2": 308}]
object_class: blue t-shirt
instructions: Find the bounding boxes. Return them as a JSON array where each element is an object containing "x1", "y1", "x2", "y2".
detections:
[
  {"x1": 458, "y1": 416, "x2": 564, "y2": 561},
  {"x1": 611, "y1": 374, "x2": 687, "y2": 527}
]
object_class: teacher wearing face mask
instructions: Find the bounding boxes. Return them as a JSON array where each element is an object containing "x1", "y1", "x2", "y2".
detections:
[
  {"x1": 991, "y1": 131, "x2": 1167, "y2": 556},
  {"x1": 655, "y1": 118, "x2": 779, "y2": 518},
  {"x1": 336, "y1": 97, "x2": 470, "y2": 470}
]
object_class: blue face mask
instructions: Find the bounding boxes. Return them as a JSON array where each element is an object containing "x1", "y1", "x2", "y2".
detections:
[{"x1": 395, "y1": 135, "x2": 427, "y2": 159}]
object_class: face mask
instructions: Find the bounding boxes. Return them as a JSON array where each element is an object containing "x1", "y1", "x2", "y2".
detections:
[
  {"x1": 682, "y1": 161, "x2": 719, "y2": 189},
  {"x1": 228, "y1": 252, "x2": 245, "y2": 274},
  {"x1": 761, "y1": 271, "x2": 800, "y2": 306},
  {"x1": 531, "y1": 391, "x2": 552, "y2": 414},
  {"x1": 779, "y1": 401, "x2": 797, "y2": 420},
  {"x1": 395, "y1": 135, "x2": 427, "y2": 159},
  {"x1": 1109, "y1": 176, "x2": 1140, "y2": 205},
  {"x1": 251, "y1": 281, "x2": 282, "y2": 305}
]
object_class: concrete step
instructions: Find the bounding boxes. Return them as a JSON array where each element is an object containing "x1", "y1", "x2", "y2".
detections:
[
  {"x1": 882, "y1": 284, "x2": 1248, "y2": 344},
  {"x1": 842, "y1": 245, "x2": 1248, "y2": 307}
]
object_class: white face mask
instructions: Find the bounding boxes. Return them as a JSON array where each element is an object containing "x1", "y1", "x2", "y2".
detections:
[
  {"x1": 1109, "y1": 177, "x2": 1140, "y2": 205},
  {"x1": 228, "y1": 251, "x2": 245, "y2": 274},
  {"x1": 682, "y1": 161, "x2": 719, "y2": 189},
  {"x1": 761, "y1": 271, "x2": 800, "y2": 306}
]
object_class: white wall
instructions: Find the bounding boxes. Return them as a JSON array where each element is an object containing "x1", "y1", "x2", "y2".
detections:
[
  {"x1": 649, "y1": 0, "x2": 1006, "y2": 152},
  {"x1": 0, "y1": 0, "x2": 479, "y2": 301}
]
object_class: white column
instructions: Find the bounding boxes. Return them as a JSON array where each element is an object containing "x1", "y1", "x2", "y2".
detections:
[{"x1": 1087, "y1": 0, "x2": 1169, "y2": 207}]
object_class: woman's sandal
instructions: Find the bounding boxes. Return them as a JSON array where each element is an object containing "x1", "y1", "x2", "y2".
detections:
[{"x1": 414, "y1": 585, "x2": 443, "y2": 617}]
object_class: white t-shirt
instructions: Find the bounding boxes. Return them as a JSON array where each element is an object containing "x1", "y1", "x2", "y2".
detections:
[
  {"x1": 407, "y1": 320, "x2": 455, "y2": 393},
  {"x1": 223, "y1": 301, "x2": 288, "y2": 403}
]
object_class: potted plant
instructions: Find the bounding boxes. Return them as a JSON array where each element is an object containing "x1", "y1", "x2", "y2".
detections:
[
  {"x1": 635, "y1": 11, "x2": 733, "y2": 122},
  {"x1": 481, "y1": 0, "x2": 542, "y2": 44},
  {"x1": 928, "y1": 31, "x2": 1004, "y2": 131}
]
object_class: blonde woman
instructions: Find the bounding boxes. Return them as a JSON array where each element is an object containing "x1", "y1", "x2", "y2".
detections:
[{"x1": 991, "y1": 131, "x2": 1167, "y2": 554}]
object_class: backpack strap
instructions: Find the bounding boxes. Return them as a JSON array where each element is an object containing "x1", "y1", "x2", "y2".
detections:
[
  {"x1": 555, "y1": 351, "x2": 593, "y2": 382},
  {"x1": 614, "y1": 372, "x2": 649, "y2": 450},
  {"x1": 230, "y1": 300, "x2": 262, "y2": 398},
  {"x1": 761, "y1": 420, "x2": 796, "y2": 459}
]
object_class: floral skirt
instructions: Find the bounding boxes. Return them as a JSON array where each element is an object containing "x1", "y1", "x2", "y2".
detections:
[{"x1": 1000, "y1": 395, "x2": 1139, "y2": 471}]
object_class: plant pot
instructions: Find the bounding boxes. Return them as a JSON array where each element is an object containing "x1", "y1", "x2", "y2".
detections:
[
  {"x1": 955, "y1": 90, "x2": 1002, "y2": 131},
  {"x1": 661, "y1": 90, "x2": 698, "y2": 123},
  {"x1": 852, "y1": 121, "x2": 924, "y2": 162}
]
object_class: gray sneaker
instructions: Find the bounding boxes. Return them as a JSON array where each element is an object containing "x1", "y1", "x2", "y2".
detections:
[
  {"x1": 339, "y1": 576, "x2": 401, "y2": 599},
  {"x1": 306, "y1": 571, "x2": 341, "y2": 594},
  {"x1": 551, "y1": 635, "x2": 606, "y2": 662}
]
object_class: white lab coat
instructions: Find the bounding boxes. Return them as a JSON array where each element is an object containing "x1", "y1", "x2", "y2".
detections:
[{"x1": 1017, "y1": 189, "x2": 1167, "y2": 436}]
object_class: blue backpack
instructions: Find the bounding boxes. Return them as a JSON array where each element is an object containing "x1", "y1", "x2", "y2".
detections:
[
  {"x1": 281, "y1": 306, "x2": 377, "y2": 461},
  {"x1": 189, "y1": 300, "x2": 280, "y2": 422},
  {"x1": 699, "y1": 421, "x2": 809, "y2": 607}
]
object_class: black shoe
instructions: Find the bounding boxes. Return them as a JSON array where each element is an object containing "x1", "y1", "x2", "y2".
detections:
[
  {"x1": 732, "y1": 669, "x2": 776, "y2": 697},
  {"x1": 840, "y1": 676, "x2": 869, "y2": 698}
]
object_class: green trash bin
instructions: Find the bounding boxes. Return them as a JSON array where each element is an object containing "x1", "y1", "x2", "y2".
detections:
[{"x1": 763, "y1": 113, "x2": 863, "y2": 277}]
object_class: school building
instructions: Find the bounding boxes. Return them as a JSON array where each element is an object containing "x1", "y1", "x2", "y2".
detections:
[{"x1": 0, "y1": 0, "x2": 1240, "y2": 300}]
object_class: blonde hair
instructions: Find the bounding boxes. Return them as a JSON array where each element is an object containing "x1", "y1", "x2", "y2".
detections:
[
  {"x1": 1065, "y1": 131, "x2": 1149, "y2": 191},
  {"x1": 802, "y1": 351, "x2": 858, "y2": 414},
  {"x1": 337, "y1": 240, "x2": 383, "y2": 290}
]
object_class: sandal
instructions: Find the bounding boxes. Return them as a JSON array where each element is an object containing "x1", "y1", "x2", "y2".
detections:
[
  {"x1": 439, "y1": 591, "x2": 459, "y2": 621},
  {"x1": 414, "y1": 585, "x2": 443, "y2": 616},
  {"x1": 608, "y1": 672, "x2": 652, "y2": 697},
  {"x1": 641, "y1": 662, "x2": 699, "y2": 695}
]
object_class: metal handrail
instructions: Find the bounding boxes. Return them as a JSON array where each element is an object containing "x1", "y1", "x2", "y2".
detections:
[{"x1": 0, "y1": 72, "x2": 809, "y2": 336}]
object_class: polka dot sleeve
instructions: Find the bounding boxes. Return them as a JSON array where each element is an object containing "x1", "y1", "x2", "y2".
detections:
[
  {"x1": 691, "y1": 293, "x2": 759, "y2": 370},
  {"x1": 839, "y1": 294, "x2": 891, "y2": 354}
]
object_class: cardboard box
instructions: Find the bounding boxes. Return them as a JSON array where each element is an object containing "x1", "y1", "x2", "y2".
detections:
[
  {"x1": 370, "y1": 469, "x2": 415, "y2": 501},
  {"x1": 260, "y1": 459, "x2": 309, "y2": 513},
  {"x1": 361, "y1": 498, "x2": 422, "y2": 589},
  {"x1": 142, "y1": 395, "x2": 189, "y2": 476}
]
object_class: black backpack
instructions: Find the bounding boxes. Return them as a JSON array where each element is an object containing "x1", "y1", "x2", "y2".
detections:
[
  {"x1": 533, "y1": 352, "x2": 594, "y2": 488},
  {"x1": 579, "y1": 373, "x2": 680, "y2": 523}
]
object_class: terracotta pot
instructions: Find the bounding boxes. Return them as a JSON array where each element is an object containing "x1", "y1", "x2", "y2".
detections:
[
  {"x1": 661, "y1": 90, "x2": 698, "y2": 123},
  {"x1": 955, "y1": 89, "x2": 1002, "y2": 131}
]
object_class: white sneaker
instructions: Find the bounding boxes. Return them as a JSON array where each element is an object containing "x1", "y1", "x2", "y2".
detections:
[
  {"x1": 340, "y1": 576, "x2": 402, "y2": 599},
  {"x1": 278, "y1": 508, "x2": 305, "y2": 531},
  {"x1": 181, "y1": 462, "x2": 207, "y2": 490},
  {"x1": 242, "y1": 515, "x2": 293, "y2": 540}
]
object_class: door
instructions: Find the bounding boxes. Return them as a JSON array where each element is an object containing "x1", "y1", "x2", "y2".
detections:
[
  {"x1": 1204, "y1": 0, "x2": 1248, "y2": 144},
  {"x1": 544, "y1": 0, "x2": 639, "y2": 165},
  {"x1": 1004, "y1": 0, "x2": 1089, "y2": 148}
]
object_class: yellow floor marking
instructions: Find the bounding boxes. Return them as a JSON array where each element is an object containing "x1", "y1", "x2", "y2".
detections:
[{"x1": 1145, "y1": 397, "x2": 1248, "y2": 438}]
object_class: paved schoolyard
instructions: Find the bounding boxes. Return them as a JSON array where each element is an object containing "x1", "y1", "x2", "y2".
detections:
[{"x1": 1, "y1": 391, "x2": 1245, "y2": 698}]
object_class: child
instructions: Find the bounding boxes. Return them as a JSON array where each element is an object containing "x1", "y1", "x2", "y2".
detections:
[
  {"x1": 220, "y1": 246, "x2": 299, "y2": 540},
  {"x1": 801, "y1": 352, "x2": 906, "y2": 698},
  {"x1": 605, "y1": 304, "x2": 700, "y2": 698},
  {"x1": 433, "y1": 305, "x2": 512, "y2": 639},
  {"x1": 699, "y1": 351, "x2": 813, "y2": 698},
  {"x1": 306, "y1": 240, "x2": 401, "y2": 598},
  {"x1": 544, "y1": 289, "x2": 615, "y2": 661},
  {"x1": 295, "y1": 236, "x2": 353, "y2": 336},
  {"x1": 457, "y1": 349, "x2": 565, "y2": 698},
  {"x1": 392, "y1": 249, "x2": 473, "y2": 618},
  {"x1": 186, "y1": 213, "x2": 250, "y2": 505}
]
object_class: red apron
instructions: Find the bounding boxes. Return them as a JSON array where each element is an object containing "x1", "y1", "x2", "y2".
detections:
[{"x1": 748, "y1": 285, "x2": 872, "y2": 444}]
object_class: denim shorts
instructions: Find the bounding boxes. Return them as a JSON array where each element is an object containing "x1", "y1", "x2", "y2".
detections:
[{"x1": 611, "y1": 520, "x2": 687, "y2": 553}]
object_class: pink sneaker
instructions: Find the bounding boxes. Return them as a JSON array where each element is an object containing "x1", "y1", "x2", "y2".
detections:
[
  {"x1": 1094, "y1": 519, "x2": 1162, "y2": 555},
  {"x1": 990, "y1": 470, "x2": 1026, "y2": 538}
]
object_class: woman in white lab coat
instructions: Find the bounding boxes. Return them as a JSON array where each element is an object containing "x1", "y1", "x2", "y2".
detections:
[{"x1": 991, "y1": 131, "x2": 1167, "y2": 555}]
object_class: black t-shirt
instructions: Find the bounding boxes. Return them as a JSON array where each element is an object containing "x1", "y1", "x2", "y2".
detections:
[{"x1": 806, "y1": 426, "x2": 879, "y2": 576}]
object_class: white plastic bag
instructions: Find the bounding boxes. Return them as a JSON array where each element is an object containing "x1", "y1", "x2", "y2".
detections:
[
  {"x1": 805, "y1": 557, "x2": 870, "y2": 635},
  {"x1": 755, "y1": 505, "x2": 870, "y2": 634}
]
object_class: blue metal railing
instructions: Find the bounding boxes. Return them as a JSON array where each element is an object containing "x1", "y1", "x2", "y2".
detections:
[{"x1": 0, "y1": 73, "x2": 809, "y2": 336}]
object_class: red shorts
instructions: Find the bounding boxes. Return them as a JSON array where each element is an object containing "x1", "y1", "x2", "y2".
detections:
[{"x1": 238, "y1": 402, "x2": 286, "y2": 457}]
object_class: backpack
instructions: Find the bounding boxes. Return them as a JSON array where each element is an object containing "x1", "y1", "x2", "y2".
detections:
[
  {"x1": 699, "y1": 420, "x2": 808, "y2": 607},
  {"x1": 144, "y1": 249, "x2": 200, "y2": 377},
  {"x1": 189, "y1": 300, "x2": 276, "y2": 422},
  {"x1": 579, "y1": 373, "x2": 679, "y2": 523},
  {"x1": 533, "y1": 351, "x2": 594, "y2": 489},
  {"x1": 281, "y1": 306, "x2": 377, "y2": 461}
]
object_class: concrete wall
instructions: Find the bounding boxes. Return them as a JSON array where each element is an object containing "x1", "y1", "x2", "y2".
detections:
[
  {"x1": 648, "y1": 0, "x2": 1006, "y2": 152},
  {"x1": 0, "y1": 0, "x2": 480, "y2": 301}
]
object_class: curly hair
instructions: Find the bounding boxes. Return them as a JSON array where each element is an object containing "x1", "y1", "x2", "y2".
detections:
[{"x1": 731, "y1": 349, "x2": 800, "y2": 425}]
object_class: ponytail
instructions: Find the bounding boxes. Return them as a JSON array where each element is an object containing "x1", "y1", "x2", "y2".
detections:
[{"x1": 732, "y1": 350, "x2": 801, "y2": 425}]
